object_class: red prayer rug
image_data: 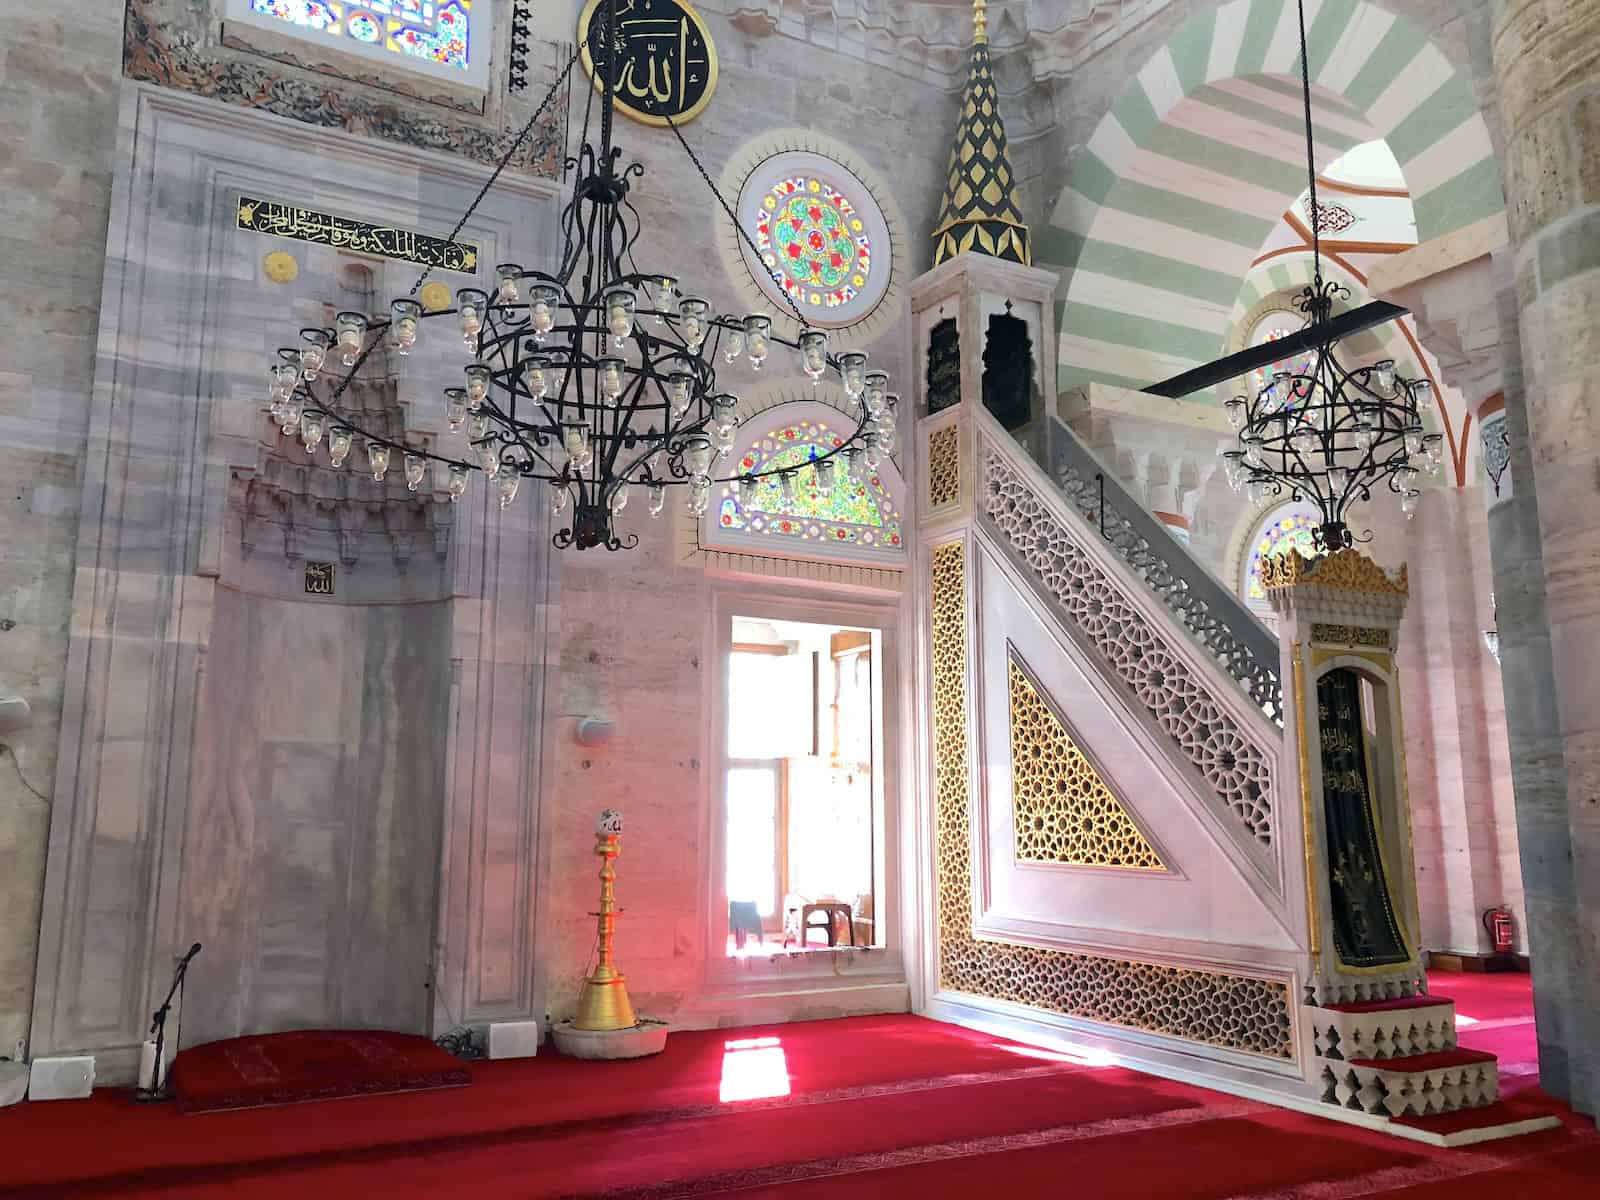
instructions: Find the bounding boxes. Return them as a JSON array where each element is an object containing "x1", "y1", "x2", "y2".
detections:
[{"x1": 170, "y1": 1029, "x2": 470, "y2": 1114}]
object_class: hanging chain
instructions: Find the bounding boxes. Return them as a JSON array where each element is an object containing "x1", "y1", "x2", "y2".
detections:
[
  {"x1": 411, "y1": 44, "x2": 582, "y2": 301},
  {"x1": 1296, "y1": 0, "x2": 1324, "y2": 307},
  {"x1": 316, "y1": 45, "x2": 581, "y2": 423},
  {"x1": 662, "y1": 112, "x2": 812, "y2": 332}
]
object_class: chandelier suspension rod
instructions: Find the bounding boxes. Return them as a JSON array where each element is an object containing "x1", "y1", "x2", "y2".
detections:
[{"x1": 1295, "y1": 0, "x2": 1323, "y2": 305}]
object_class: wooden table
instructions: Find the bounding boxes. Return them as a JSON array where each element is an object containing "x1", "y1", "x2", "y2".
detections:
[{"x1": 800, "y1": 901, "x2": 855, "y2": 947}]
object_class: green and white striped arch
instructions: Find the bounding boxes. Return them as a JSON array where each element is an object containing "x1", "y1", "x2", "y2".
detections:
[{"x1": 1046, "y1": 0, "x2": 1504, "y2": 398}]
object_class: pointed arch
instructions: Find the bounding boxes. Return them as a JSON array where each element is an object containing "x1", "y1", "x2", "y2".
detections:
[{"x1": 1046, "y1": 0, "x2": 1504, "y2": 398}]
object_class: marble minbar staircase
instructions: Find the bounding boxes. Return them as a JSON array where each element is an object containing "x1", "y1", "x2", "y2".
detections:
[{"x1": 1306, "y1": 991, "x2": 1500, "y2": 1121}]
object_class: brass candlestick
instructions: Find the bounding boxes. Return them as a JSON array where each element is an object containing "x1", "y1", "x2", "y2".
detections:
[{"x1": 573, "y1": 809, "x2": 638, "y2": 1031}]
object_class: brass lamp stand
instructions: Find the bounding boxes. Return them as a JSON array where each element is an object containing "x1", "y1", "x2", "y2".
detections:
[{"x1": 573, "y1": 815, "x2": 638, "y2": 1032}]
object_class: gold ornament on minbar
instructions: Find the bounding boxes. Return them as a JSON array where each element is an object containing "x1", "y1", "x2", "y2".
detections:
[{"x1": 573, "y1": 807, "x2": 639, "y2": 1032}]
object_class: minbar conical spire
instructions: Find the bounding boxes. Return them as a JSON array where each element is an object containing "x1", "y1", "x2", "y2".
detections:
[{"x1": 931, "y1": 0, "x2": 1031, "y2": 266}]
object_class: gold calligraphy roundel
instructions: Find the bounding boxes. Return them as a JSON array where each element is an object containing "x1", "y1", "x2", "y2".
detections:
[{"x1": 578, "y1": 0, "x2": 718, "y2": 127}]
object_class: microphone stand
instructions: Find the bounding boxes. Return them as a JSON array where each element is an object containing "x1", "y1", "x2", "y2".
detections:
[{"x1": 135, "y1": 942, "x2": 200, "y2": 1104}]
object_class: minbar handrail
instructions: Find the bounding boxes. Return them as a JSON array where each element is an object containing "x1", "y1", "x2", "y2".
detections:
[{"x1": 1042, "y1": 414, "x2": 1284, "y2": 726}]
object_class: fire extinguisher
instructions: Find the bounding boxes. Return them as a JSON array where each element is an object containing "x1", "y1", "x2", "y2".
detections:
[{"x1": 1483, "y1": 905, "x2": 1515, "y2": 955}]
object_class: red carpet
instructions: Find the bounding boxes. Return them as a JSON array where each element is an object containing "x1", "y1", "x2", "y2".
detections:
[
  {"x1": 0, "y1": 1009, "x2": 1593, "y2": 1198},
  {"x1": 169, "y1": 1030, "x2": 470, "y2": 1113},
  {"x1": 1430, "y1": 967, "x2": 1541, "y2": 1098}
]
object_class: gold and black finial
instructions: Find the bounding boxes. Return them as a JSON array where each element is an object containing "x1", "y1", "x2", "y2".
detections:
[{"x1": 931, "y1": 0, "x2": 1031, "y2": 266}]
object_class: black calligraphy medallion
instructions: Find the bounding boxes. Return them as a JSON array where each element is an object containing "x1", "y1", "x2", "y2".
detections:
[
  {"x1": 578, "y1": 0, "x2": 719, "y2": 127},
  {"x1": 237, "y1": 196, "x2": 479, "y2": 274}
]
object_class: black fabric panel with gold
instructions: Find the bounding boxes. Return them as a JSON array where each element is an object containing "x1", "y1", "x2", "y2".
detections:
[
  {"x1": 932, "y1": 41, "x2": 1030, "y2": 266},
  {"x1": 1317, "y1": 669, "x2": 1410, "y2": 969}
]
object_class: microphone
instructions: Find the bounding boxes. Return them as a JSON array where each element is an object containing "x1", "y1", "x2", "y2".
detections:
[{"x1": 180, "y1": 942, "x2": 202, "y2": 965}]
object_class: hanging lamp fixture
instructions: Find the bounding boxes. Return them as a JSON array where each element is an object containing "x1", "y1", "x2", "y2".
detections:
[
  {"x1": 1218, "y1": 0, "x2": 1443, "y2": 551},
  {"x1": 262, "y1": 0, "x2": 894, "y2": 552}
]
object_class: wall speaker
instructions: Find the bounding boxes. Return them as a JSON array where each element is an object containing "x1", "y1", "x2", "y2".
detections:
[{"x1": 27, "y1": 1055, "x2": 94, "y2": 1101}]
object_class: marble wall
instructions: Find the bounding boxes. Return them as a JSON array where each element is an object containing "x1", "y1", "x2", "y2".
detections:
[
  {"x1": 0, "y1": 3, "x2": 126, "y2": 1062},
  {"x1": 181, "y1": 593, "x2": 451, "y2": 1045}
]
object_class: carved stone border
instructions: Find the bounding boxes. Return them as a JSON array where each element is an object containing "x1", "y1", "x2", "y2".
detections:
[
  {"x1": 715, "y1": 129, "x2": 910, "y2": 351},
  {"x1": 123, "y1": 0, "x2": 567, "y2": 177}
]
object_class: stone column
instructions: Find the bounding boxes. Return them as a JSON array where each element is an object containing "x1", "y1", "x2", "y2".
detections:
[
  {"x1": 1370, "y1": 233, "x2": 1578, "y2": 1107},
  {"x1": 1493, "y1": 0, "x2": 1600, "y2": 1120}
]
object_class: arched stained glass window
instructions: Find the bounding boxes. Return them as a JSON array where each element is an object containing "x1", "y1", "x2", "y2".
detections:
[
  {"x1": 1242, "y1": 503, "x2": 1321, "y2": 608},
  {"x1": 1248, "y1": 309, "x2": 1315, "y2": 411},
  {"x1": 236, "y1": 1, "x2": 479, "y2": 76},
  {"x1": 717, "y1": 419, "x2": 903, "y2": 553}
]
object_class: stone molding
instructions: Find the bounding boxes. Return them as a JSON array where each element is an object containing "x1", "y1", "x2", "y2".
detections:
[
  {"x1": 123, "y1": 0, "x2": 567, "y2": 176},
  {"x1": 710, "y1": 0, "x2": 1171, "y2": 89}
]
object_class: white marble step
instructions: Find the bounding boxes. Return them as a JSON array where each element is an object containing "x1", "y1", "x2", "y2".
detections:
[
  {"x1": 1317, "y1": 1047, "x2": 1499, "y2": 1119},
  {"x1": 1306, "y1": 994, "x2": 1458, "y2": 1061}
]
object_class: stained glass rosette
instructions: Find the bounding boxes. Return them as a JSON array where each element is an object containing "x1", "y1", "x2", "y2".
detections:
[
  {"x1": 250, "y1": 0, "x2": 471, "y2": 69},
  {"x1": 1245, "y1": 510, "x2": 1319, "y2": 601},
  {"x1": 753, "y1": 177, "x2": 872, "y2": 312},
  {"x1": 717, "y1": 421, "x2": 902, "y2": 551},
  {"x1": 1252, "y1": 323, "x2": 1317, "y2": 411}
]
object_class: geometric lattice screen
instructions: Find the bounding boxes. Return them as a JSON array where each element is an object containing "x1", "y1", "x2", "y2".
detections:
[
  {"x1": 1008, "y1": 654, "x2": 1165, "y2": 870},
  {"x1": 931, "y1": 541, "x2": 1293, "y2": 1059}
]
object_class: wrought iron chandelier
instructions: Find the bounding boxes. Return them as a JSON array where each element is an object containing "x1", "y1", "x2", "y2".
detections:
[
  {"x1": 1221, "y1": 0, "x2": 1442, "y2": 552},
  {"x1": 263, "y1": 0, "x2": 893, "y2": 552}
]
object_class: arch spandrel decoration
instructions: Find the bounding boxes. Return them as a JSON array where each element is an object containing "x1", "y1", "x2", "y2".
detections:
[{"x1": 700, "y1": 398, "x2": 907, "y2": 570}]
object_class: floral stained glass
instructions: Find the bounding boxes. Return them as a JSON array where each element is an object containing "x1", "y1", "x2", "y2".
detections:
[
  {"x1": 250, "y1": 0, "x2": 471, "y2": 71},
  {"x1": 753, "y1": 178, "x2": 872, "y2": 312},
  {"x1": 1245, "y1": 509, "x2": 1320, "y2": 602},
  {"x1": 718, "y1": 421, "x2": 902, "y2": 551},
  {"x1": 1250, "y1": 317, "x2": 1316, "y2": 409}
]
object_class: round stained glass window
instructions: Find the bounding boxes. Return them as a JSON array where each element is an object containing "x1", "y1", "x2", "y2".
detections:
[
  {"x1": 737, "y1": 151, "x2": 892, "y2": 329},
  {"x1": 755, "y1": 178, "x2": 872, "y2": 311}
]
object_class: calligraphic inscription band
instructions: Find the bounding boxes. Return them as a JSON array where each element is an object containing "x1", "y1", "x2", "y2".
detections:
[
  {"x1": 578, "y1": 0, "x2": 719, "y2": 126},
  {"x1": 1310, "y1": 624, "x2": 1390, "y2": 650},
  {"x1": 236, "y1": 196, "x2": 480, "y2": 274}
]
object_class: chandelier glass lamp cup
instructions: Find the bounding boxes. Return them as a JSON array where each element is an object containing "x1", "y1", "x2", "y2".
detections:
[
  {"x1": 405, "y1": 452, "x2": 429, "y2": 492},
  {"x1": 328, "y1": 425, "x2": 353, "y2": 468}
]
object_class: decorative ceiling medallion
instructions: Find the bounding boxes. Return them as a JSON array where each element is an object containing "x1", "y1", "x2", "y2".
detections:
[
  {"x1": 262, "y1": 250, "x2": 300, "y2": 283},
  {"x1": 577, "y1": 0, "x2": 718, "y2": 127},
  {"x1": 733, "y1": 150, "x2": 893, "y2": 331}
]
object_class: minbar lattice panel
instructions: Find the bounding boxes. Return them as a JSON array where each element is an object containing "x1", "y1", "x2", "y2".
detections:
[
  {"x1": 928, "y1": 425, "x2": 960, "y2": 509},
  {"x1": 931, "y1": 541, "x2": 1293, "y2": 1059},
  {"x1": 979, "y1": 448, "x2": 1275, "y2": 847},
  {"x1": 1009, "y1": 656, "x2": 1164, "y2": 870}
]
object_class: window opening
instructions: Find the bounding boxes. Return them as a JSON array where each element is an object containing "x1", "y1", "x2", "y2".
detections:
[
  {"x1": 981, "y1": 309, "x2": 1034, "y2": 431},
  {"x1": 725, "y1": 617, "x2": 882, "y2": 957}
]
